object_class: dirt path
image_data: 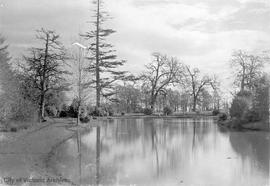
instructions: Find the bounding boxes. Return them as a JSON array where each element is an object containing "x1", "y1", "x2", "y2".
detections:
[{"x1": 0, "y1": 119, "x2": 80, "y2": 186}]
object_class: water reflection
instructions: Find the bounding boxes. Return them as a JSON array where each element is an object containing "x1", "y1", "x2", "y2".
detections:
[
  {"x1": 48, "y1": 118, "x2": 269, "y2": 186},
  {"x1": 229, "y1": 131, "x2": 269, "y2": 174},
  {"x1": 96, "y1": 126, "x2": 100, "y2": 186},
  {"x1": 76, "y1": 129, "x2": 82, "y2": 185}
]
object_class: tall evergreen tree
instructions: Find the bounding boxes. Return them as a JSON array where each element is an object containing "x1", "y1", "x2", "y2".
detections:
[
  {"x1": 0, "y1": 36, "x2": 37, "y2": 121},
  {"x1": 83, "y1": 0, "x2": 126, "y2": 107},
  {"x1": 0, "y1": 35, "x2": 14, "y2": 120},
  {"x1": 0, "y1": 36, "x2": 13, "y2": 94}
]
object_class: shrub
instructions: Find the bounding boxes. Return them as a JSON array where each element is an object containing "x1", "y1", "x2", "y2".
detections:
[
  {"x1": 143, "y1": 108, "x2": 153, "y2": 115},
  {"x1": 243, "y1": 109, "x2": 261, "y2": 122},
  {"x1": 218, "y1": 112, "x2": 227, "y2": 121},
  {"x1": 108, "y1": 111, "x2": 114, "y2": 116},
  {"x1": 88, "y1": 106, "x2": 114, "y2": 117},
  {"x1": 59, "y1": 110, "x2": 68, "y2": 118},
  {"x1": 90, "y1": 107, "x2": 105, "y2": 117},
  {"x1": 45, "y1": 106, "x2": 58, "y2": 117},
  {"x1": 212, "y1": 109, "x2": 220, "y2": 116},
  {"x1": 106, "y1": 107, "x2": 114, "y2": 116},
  {"x1": 229, "y1": 97, "x2": 249, "y2": 119},
  {"x1": 67, "y1": 105, "x2": 78, "y2": 118},
  {"x1": 10, "y1": 98, "x2": 38, "y2": 121},
  {"x1": 163, "y1": 106, "x2": 173, "y2": 115},
  {"x1": 10, "y1": 127, "x2": 17, "y2": 132},
  {"x1": 90, "y1": 109, "x2": 101, "y2": 117},
  {"x1": 134, "y1": 106, "x2": 144, "y2": 113},
  {"x1": 80, "y1": 116, "x2": 90, "y2": 123}
]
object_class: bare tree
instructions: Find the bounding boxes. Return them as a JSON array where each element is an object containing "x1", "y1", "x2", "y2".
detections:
[
  {"x1": 199, "y1": 89, "x2": 212, "y2": 111},
  {"x1": 69, "y1": 42, "x2": 90, "y2": 125},
  {"x1": 22, "y1": 28, "x2": 67, "y2": 122},
  {"x1": 160, "y1": 88, "x2": 181, "y2": 112},
  {"x1": 141, "y1": 53, "x2": 184, "y2": 110},
  {"x1": 184, "y1": 66, "x2": 217, "y2": 112},
  {"x1": 231, "y1": 50, "x2": 266, "y2": 92},
  {"x1": 114, "y1": 84, "x2": 141, "y2": 113},
  {"x1": 82, "y1": 0, "x2": 126, "y2": 108},
  {"x1": 212, "y1": 89, "x2": 221, "y2": 110},
  {"x1": 180, "y1": 92, "x2": 190, "y2": 112}
]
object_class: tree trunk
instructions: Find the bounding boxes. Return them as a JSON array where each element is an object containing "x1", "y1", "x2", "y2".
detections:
[
  {"x1": 77, "y1": 105, "x2": 80, "y2": 126},
  {"x1": 150, "y1": 103, "x2": 154, "y2": 110},
  {"x1": 40, "y1": 93, "x2": 45, "y2": 122},
  {"x1": 150, "y1": 93, "x2": 157, "y2": 111},
  {"x1": 193, "y1": 95, "x2": 197, "y2": 112},
  {"x1": 241, "y1": 67, "x2": 245, "y2": 92},
  {"x1": 40, "y1": 32, "x2": 49, "y2": 122},
  {"x1": 95, "y1": 0, "x2": 101, "y2": 108}
]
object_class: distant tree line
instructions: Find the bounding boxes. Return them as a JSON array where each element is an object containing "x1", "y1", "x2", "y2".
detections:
[{"x1": 110, "y1": 52, "x2": 222, "y2": 115}]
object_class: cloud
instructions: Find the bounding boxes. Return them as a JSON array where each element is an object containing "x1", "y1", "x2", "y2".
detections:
[
  {"x1": 1, "y1": 0, "x2": 90, "y2": 55},
  {"x1": 104, "y1": 0, "x2": 270, "y2": 94},
  {"x1": 0, "y1": 0, "x2": 269, "y2": 94}
]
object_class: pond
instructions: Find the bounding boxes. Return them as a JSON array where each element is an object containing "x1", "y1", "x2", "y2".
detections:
[{"x1": 47, "y1": 118, "x2": 269, "y2": 186}]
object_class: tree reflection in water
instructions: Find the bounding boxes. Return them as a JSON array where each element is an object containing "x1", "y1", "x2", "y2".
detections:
[
  {"x1": 229, "y1": 131, "x2": 269, "y2": 174},
  {"x1": 47, "y1": 118, "x2": 269, "y2": 186},
  {"x1": 96, "y1": 126, "x2": 100, "y2": 186},
  {"x1": 76, "y1": 129, "x2": 82, "y2": 185}
]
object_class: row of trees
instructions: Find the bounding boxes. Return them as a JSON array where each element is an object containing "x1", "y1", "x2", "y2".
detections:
[
  {"x1": 111, "y1": 52, "x2": 221, "y2": 113},
  {"x1": 113, "y1": 84, "x2": 222, "y2": 114},
  {"x1": 0, "y1": 32, "x2": 221, "y2": 122}
]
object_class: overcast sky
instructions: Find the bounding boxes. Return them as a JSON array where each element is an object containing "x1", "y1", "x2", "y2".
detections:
[{"x1": 1, "y1": 0, "x2": 270, "y2": 97}]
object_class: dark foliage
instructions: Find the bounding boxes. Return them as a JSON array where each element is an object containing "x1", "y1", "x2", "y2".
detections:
[
  {"x1": 218, "y1": 112, "x2": 228, "y2": 121},
  {"x1": 107, "y1": 107, "x2": 114, "y2": 116},
  {"x1": 212, "y1": 109, "x2": 220, "y2": 116},
  {"x1": 45, "y1": 106, "x2": 58, "y2": 117},
  {"x1": 90, "y1": 107, "x2": 105, "y2": 117},
  {"x1": 229, "y1": 97, "x2": 249, "y2": 119},
  {"x1": 163, "y1": 106, "x2": 173, "y2": 115},
  {"x1": 59, "y1": 110, "x2": 68, "y2": 118},
  {"x1": 10, "y1": 127, "x2": 17, "y2": 132},
  {"x1": 143, "y1": 108, "x2": 153, "y2": 115},
  {"x1": 80, "y1": 116, "x2": 90, "y2": 123},
  {"x1": 59, "y1": 105, "x2": 78, "y2": 118},
  {"x1": 243, "y1": 109, "x2": 261, "y2": 122},
  {"x1": 67, "y1": 105, "x2": 78, "y2": 118}
]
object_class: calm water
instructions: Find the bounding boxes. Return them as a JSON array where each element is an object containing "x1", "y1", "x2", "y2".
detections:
[{"x1": 48, "y1": 118, "x2": 270, "y2": 186}]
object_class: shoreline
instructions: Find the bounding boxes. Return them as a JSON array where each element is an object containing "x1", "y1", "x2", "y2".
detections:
[
  {"x1": 0, "y1": 119, "x2": 78, "y2": 185},
  {"x1": 217, "y1": 119, "x2": 269, "y2": 131},
  {"x1": 91, "y1": 113, "x2": 215, "y2": 120}
]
